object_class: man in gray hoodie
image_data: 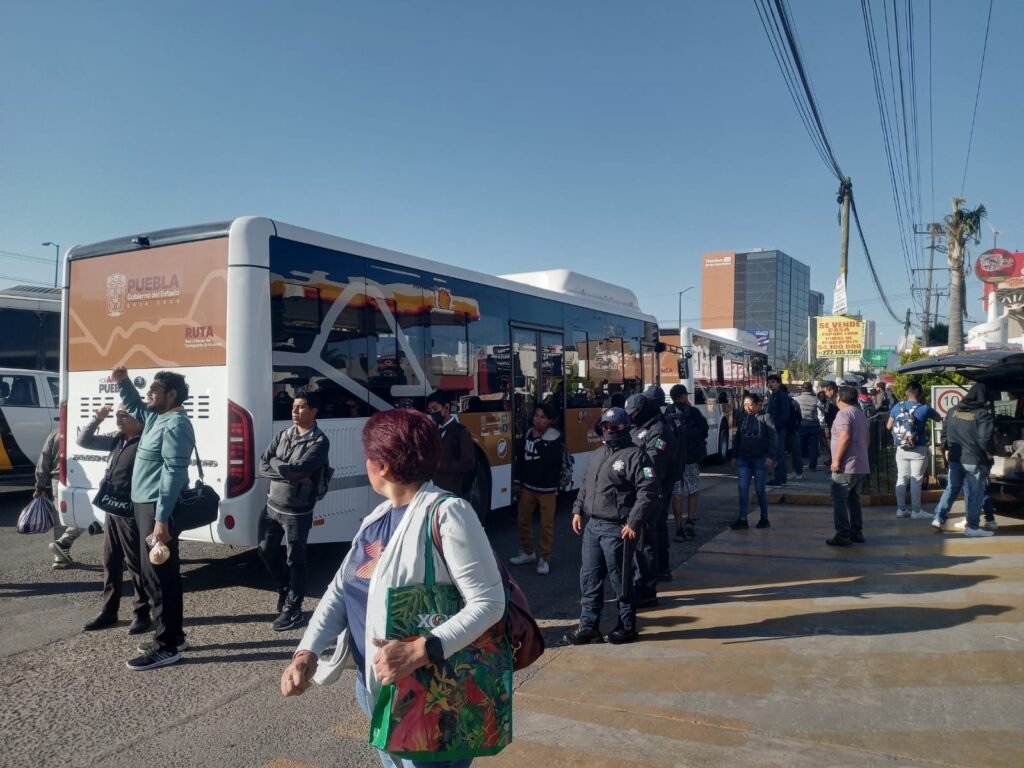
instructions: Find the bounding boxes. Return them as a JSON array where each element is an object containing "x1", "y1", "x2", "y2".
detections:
[{"x1": 258, "y1": 389, "x2": 331, "y2": 631}]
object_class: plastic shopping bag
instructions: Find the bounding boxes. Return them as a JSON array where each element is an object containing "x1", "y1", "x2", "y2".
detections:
[{"x1": 17, "y1": 496, "x2": 55, "y2": 534}]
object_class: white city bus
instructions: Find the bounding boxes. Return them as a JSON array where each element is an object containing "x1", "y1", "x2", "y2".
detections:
[
  {"x1": 659, "y1": 326, "x2": 768, "y2": 460},
  {"x1": 58, "y1": 217, "x2": 660, "y2": 545}
]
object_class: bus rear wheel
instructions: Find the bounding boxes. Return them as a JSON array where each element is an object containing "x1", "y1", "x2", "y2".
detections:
[{"x1": 711, "y1": 422, "x2": 730, "y2": 463}]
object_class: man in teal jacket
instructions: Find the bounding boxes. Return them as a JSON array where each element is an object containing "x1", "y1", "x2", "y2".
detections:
[{"x1": 113, "y1": 366, "x2": 195, "y2": 671}]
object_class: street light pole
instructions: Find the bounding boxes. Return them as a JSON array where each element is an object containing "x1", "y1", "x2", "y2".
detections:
[
  {"x1": 42, "y1": 241, "x2": 60, "y2": 288},
  {"x1": 677, "y1": 285, "x2": 694, "y2": 337}
]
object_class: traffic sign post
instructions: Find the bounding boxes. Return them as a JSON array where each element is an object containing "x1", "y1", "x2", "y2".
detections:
[{"x1": 930, "y1": 385, "x2": 967, "y2": 480}]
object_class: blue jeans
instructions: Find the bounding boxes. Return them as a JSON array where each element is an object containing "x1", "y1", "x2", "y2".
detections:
[
  {"x1": 798, "y1": 424, "x2": 820, "y2": 470},
  {"x1": 831, "y1": 473, "x2": 867, "y2": 538},
  {"x1": 737, "y1": 456, "x2": 769, "y2": 520},
  {"x1": 933, "y1": 462, "x2": 994, "y2": 526},
  {"x1": 773, "y1": 427, "x2": 788, "y2": 483},
  {"x1": 355, "y1": 676, "x2": 473, "y2": 768},
  {"x1": 580, "y1": 519, "x2": 635, "y2": 630}
]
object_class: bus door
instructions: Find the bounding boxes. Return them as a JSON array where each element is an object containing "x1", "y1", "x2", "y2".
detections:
[{"x1": 510, "y1": 327, "x2": 563, "y2": 487}]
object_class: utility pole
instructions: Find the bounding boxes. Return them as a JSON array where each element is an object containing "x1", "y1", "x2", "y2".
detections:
[
  {"x1": 914, "y1": 223, "x2": 944, "y2": 346},
  {"x1": 903, "y1": 308, "x2": 912, "y2": 341},
  {"x1": 836, "y1": 178, "x2": 852, "y2": 380}
]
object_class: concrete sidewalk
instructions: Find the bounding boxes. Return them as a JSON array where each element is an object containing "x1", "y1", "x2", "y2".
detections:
[{"x1": 492, "y1": 502, "x2": 1024, "y2": 768}]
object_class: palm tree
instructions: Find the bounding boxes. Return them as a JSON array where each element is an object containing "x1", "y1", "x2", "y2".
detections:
[{"x1": 944, "y1": 197, "x2": 986, "y2": 352}]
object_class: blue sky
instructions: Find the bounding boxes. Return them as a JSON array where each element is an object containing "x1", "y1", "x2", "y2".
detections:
[{"x1": 2, "y1": 0, "x2": 1020, "y2": 348}]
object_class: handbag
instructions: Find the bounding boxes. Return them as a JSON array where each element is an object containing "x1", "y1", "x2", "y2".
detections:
[
  {"x1": 93, "y1": 478, "x2": 133, "y2": 516},
  {"x1": 17, "y1": 496, "x2": 56, "y2": 534},
  {"x1": 92, "y1": 438, "x2": 135, "y2": 515},
  {"x1": 172, "y1": 445, "x2": 221, "y2": 531},
  {"x1": 369, "y1": 496, "x2": 514, "y2": 761},
  {"x1": 430, "y1": 500, "x2": 545, "y2": 671}
]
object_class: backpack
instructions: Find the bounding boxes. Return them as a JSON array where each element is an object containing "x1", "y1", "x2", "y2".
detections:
[
  {"x1": 314, "y1": 463, "x2": 335, "y2": 501},
  {"x1": 891, "y1": 402, "x2": 921, "y2": 448},
  {"x1": 681, "y1": 404, "x2": 709, "y2": 464},
  {"x1": 558, "y1": 440, "x2": 575, "y2": 492},
  {"x1": 788, "y1": 398, "x2": 802, "y2": 431}
]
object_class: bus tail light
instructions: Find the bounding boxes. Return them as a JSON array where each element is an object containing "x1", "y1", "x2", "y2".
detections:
[
  {"x1": 227, "y1": 400, "x2": 254, "y2": 497},
  {"x1": 58, "y1": 400, "x2": 67, "y2": 486}
]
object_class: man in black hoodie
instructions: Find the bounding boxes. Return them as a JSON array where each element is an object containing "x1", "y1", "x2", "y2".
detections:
[
  {"x1": 933, "y1": 383, "x2": 996, "y2": 537},
  {"x1": 509, "y1": 403, "x2": 563, "y2": 575}
]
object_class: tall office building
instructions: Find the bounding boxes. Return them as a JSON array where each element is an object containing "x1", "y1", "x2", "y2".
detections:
[{"x1": 701, "y1": 249, "x2": 812, "y2": 370}]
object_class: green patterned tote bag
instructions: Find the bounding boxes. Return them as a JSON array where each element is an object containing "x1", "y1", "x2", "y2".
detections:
[{"x1": 369, "y1": 496, "x2": 514, "y2": 760}]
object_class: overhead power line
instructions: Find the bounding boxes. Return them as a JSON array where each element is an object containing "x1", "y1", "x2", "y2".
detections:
[
  {"x1": 0, "y1": 272, "x2": 52, "y2": 286},
  {"x1": 754, "y1": 0, "x2": 905, "y2": 327},
  {"x1": 0, "y1": 248, "x2": 54, "y2": 265},
  {"x1": 961, "y1": 0, "x2": 994, "y2": 195}
]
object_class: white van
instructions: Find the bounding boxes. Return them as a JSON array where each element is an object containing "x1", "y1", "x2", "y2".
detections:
[{"x1": 0, "y1": 368, "x2": 60, "y2": 485}]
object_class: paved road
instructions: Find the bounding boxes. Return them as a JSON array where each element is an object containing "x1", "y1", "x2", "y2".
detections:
[{"x1": 0, "y1": 470, "x2": 739, "y2": 768}]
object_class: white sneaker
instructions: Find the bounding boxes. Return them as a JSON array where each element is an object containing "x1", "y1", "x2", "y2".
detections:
[
  {"x1": 794, "y1": 473, "x2": 805, "y2": 481},
  {"x1": 963, "y1": 526, "x2": 994, "y2": 538},
  {"x1": 536, "y1": 559, "x2": 550, "y2": 575},
  {"x1": 982, "y1": 519, "x2": 999, "y2": 531},
  {"x1": 895, "y1": 509, "x2": 910, "y2": 519},
  {"x1": 952, "y1": 519, "x2": 967, "y2": 531},
  {"x1": 910, "y1": 510, "x2": 932, "y2": 520},
  {"x1": 930, "y1": 518, "x2": 943, "y2": 531},
  {"x1": 509, "y1": 551, "x2": 536, "y2": 566}
]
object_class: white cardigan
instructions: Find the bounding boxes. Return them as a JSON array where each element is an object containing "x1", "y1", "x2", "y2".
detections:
[{"x1": 296, "y1": 483, "x2": 505, "y2": 702}]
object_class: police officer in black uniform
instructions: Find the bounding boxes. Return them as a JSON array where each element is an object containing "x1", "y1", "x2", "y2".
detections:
[
  {"x1": 564, "y1": 407, "x2": 661, "y2": 646},
  {"x1": 625, "y1": 387, "x2": 678, "y2": 600}
]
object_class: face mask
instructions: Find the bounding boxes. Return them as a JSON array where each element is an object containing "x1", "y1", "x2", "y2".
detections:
[
  {"x1": 429, "y1": 411, "x2": 444, "y2": 426},
  {"x1": 601, "y1": 426, "x2": 623, "y2": 444}
]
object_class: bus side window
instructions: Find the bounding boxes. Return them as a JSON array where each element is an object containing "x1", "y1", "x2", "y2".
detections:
[{"x1": 693, "y1": 387, "x2": 706, "y2": 406}]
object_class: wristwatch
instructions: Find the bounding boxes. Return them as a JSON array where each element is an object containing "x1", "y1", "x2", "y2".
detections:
[{"x1": 424, "y1": 634, "x2": 444, "y2": 665}]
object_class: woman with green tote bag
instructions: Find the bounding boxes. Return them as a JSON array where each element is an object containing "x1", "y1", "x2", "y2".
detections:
[{"x1": 280, "y1": 408, "x2": 509, "y2": 767}]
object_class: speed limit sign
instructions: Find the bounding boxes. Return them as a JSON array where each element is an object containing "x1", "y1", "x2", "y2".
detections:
[{"x1": 932, "y1": 385, "x2": 967, "y2": 418}]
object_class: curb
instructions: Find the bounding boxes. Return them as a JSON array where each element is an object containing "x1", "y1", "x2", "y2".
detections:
[{"x1": 769, "y1": 489, "x2": 946, "y2": 507}]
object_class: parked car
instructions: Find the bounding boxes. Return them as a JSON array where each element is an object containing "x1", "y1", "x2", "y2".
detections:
[
  {"x1": 898, "y1": 350, "x2": 1024, "y2": 506},
  {"x1": 0, "y1": 368, "x2": 60, "y2": 485}
]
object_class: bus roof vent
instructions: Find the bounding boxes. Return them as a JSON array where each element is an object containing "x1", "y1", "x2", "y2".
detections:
[
  {"x1": 498, "y1": 269, "x2": 640, "y2": 310},
  {"x1": 0, "y1": 285, "x2": 61, "y2": 300}
]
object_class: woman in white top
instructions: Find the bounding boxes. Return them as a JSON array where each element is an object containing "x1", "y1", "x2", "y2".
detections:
[{"x1": 280, "y1": 408, "x2": 505, "y2": 768}]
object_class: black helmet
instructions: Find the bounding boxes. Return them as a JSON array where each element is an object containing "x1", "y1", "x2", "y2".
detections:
[
  {"x1": 642, "y1": 385, "x2": 665, "y2": 406},
  {"x1": 624, "y1": 394, "x2": 646, "y2": 416},
  {"x1": 598, "y1": 406, "x2": 630, "y2": 428}
]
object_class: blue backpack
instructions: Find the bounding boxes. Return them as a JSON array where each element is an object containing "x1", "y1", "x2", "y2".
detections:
[{"x1": 892, "y1": 402, "x2": 921, "y2": 448}]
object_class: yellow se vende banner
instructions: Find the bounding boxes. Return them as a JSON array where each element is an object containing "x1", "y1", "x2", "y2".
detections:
[{"x1": 816, "y1": 316, "x2": 865, "y2": 357}]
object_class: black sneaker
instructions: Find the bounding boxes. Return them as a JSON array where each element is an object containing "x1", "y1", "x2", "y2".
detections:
[
  {"x1": 850, "y1": 532, "x2": 866, "y2": 543},
  {"x1": 606, "y1": 626, "x2": 639, "y2": 645},
  {"x1": 276, "y1": 588, "x2": 289, "y2": 614},
  {"x1": 127, "y1": 616, "x2": 153, "y2": 635},
  {"x1": 674, "y1": 528, "x2": 687, "y2": 542},
  {"x1": 636, "y1": 595, "x2": 660, "y2": 610},
  {"x1": 272, "y1": 608, "x2": 305, "y2": 632},
  {"x1": 729, "y1": 518, "x2": 749, "y2": 530},
  {"x1": 137, "y1": 637, "x2": 189, "y2": 654},
  {"x1": 826, "y1": 535, "x2": 852, "y2": 547},
  {"x1": 126, "y1": 647, "x2": 182, "y2": 671},
  {"x1": 684, "y1": 521, "x2": 696, "y2": 538},
  {"x1": 755, "y1": 518, "x2": 771, "y2": 529},
  {"x1": 563, "y1": 625, "x2": 603, "y2": 645},
  {"x1": 83, "y1": 613, "x2": 118, "y2": 632}
]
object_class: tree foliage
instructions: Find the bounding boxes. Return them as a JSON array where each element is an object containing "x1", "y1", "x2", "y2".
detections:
[
  {"x1": 889, "y1": 342, "x2": 967, "y2": 402},
  {"x1": 927, "y1": 322, "x2": 949, "y2": 346}
]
